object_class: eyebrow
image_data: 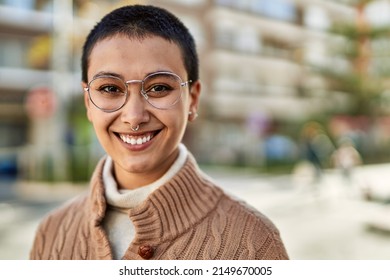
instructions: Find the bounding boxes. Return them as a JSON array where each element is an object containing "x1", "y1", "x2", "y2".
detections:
[{"x1": 92, "y1": 71, "x2": 124, "y2": 80}]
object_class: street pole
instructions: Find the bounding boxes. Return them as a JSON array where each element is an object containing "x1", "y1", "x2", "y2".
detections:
[{"x1": 50, "y1": 0, "x2": 74, "y2": 181}]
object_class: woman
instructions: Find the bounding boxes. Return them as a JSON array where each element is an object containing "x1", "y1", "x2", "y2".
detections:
[{"x1": 30, "y1": 4, "x2": 288, "y2": 260}]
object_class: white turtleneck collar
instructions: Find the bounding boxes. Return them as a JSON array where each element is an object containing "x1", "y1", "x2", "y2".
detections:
[{"x1": 103, "y1": 143, "x2": 188, "y2": 209}]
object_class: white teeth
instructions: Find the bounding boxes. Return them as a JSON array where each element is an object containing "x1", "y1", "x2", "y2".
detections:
[{"x1": 119, "y1": 133, "x2": 153, "y2": 146}]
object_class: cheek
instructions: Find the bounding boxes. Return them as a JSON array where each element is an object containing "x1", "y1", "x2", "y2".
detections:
[
  {"x1": 172, "y1": 112, "x2": 189, "y2": 137},
  {"x1": 164, "y1": 106, "x2": 187, "y2": 128},
  {"x1": 89, "y1": 110, "x2": 116, "y2": 133}
]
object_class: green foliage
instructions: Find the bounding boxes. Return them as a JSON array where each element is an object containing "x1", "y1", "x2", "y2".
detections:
[
  {"x1": 315, "y1": 2, "x2": 390, "y2": 116},
  {"x1": 330, "y1": 23, "x2": 390, "y2": 41},
  {"x1": 66, "y1": 96, "x2": 97, "y2": 182}
]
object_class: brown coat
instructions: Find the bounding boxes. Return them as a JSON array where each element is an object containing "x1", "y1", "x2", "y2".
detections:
[{"x1": 30, "y1": 154, "x2": 289, "y2": 260}]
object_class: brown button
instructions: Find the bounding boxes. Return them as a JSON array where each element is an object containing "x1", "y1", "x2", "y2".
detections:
[{"x1": 138, "y1": 245, "x2": 154, "y2": 259}]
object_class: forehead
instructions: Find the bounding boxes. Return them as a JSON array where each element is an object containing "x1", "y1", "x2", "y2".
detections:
[{"x1": 87, "y1": 35, "x2": 186, "y2": 79}]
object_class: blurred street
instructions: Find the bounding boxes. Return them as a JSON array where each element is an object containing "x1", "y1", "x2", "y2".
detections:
[{"x1": 1, "y1": 163, "x2": 390, "y2": 260}]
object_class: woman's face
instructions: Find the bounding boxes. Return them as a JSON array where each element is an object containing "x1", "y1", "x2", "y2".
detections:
[{"x1": 83, "y1": 35, "x2": 200, "y2": 189}]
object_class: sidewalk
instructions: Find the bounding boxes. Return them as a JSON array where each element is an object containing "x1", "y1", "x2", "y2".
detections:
[{"x1": 0, "y1": 181, "x2": 87, "y2": 259}]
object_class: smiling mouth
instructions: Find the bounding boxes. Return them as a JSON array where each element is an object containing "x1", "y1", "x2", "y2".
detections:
[{"x1": 118, "y1": 131, "x2": 158, "y2": 146}]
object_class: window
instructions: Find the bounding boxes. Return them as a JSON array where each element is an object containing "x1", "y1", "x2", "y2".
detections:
[
  {"x1": 1, "y1": 0, "x2": 35, "y2": 10},
  {"x1": 304, "y1": 6, "x2": 330, "y2": 30},
  {"x1": 257, "y1": 0, "x2": 297, "y2": 22}
]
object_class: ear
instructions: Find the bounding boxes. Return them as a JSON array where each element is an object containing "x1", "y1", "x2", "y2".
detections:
[
  {"x1": 188, "y1": 80, "x2": 201, "y2": 122},
  {"x1": 82, "y1": 82, "x2": 93, "y2": 122}
]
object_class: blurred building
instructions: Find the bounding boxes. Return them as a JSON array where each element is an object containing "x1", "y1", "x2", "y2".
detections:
[
  {"x1": 0, "y1": 0, "x2": 104, "y2": 180},
  {"x1": 2, "y1": 0, "x2": 388, "y2": 181},
  {"x1": 0, "y1": 0, "x2": 52, "y2": 180}
]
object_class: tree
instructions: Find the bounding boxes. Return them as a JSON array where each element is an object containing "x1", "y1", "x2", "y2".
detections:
[{"x1": 318, "y1": 0, "x2": 390, "y2": 116}]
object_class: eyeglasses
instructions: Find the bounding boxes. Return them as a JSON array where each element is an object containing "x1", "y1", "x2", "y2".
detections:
[{"x1": 84, "y1": 71, "x2": 191, "y2": 112}]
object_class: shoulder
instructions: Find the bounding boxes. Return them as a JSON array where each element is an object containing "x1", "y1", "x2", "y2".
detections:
[
  {"x1": 36, "y1": 157, "x2": 106, "y2": 230},
  {"x1": 30, "y1": 192, "x2": 89, "y2": 259},
  {"x1": 211, "y1": 192, "x2": 289, "y2": 259},
  {"x1": 33, "y1": 192, "x2": 90, "y2": 240},
  {"x1": 40, "y1": 192, "x2": 89, "y2": 226},
  {"x1": 218, "y1": 192, "x2": 279, "y2": 233}
]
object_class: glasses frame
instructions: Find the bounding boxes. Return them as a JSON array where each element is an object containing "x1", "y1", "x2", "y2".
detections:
[{"x1": 84, "y1": 71, "x2": 192, "y2": 113}]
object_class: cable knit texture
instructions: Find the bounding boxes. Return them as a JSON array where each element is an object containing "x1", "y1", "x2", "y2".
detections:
[{"x1": 30, "y1": 153, "x2": 289, "y2": 260}]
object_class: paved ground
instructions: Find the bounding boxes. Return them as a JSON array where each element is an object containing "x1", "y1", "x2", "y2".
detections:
[
  {"x1": 0, "y1": 163, "x2": 389, "y2": 260},
  {"x1": 0, "y1": 182, "x2": 85, "y2": 260}
]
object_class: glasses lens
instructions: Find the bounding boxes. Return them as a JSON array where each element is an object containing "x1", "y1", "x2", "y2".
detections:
[
  {"x1": 88, "y1": 76, "x2": 127, "y2": 111},
  {"x1": 142, "y1": 73, "x2": 182, "y2": 109}
]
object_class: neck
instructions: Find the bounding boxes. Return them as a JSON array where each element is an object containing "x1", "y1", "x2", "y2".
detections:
[
  {"x1": 108, "y1": 145, "x2": 187, "y2": 190},
  {"x1": 115, "y1": 168, "x2": 167, "y2": 190}
]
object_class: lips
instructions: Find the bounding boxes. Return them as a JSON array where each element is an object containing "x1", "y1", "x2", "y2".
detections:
[{"x1": 118, "y1": 131, "x2": 158, "y2": 146}]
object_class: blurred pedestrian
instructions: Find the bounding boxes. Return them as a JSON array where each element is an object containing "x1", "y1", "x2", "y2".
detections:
[
  {"x1": 331, "y1": 137, "x2": 362, "y2": 183},
  {"x1": 299, "y1": 121, "x2": 334, "y2": 181},
  {"x1": 29, "y1": 5, "x2": 288, "y2": 260}
]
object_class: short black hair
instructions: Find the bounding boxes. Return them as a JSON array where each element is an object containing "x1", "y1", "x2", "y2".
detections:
[{"x1": 81, "y1": 5, "x2": 199, "y2": 84}]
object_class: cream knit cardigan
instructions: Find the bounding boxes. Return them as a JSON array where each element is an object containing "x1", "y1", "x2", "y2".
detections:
[{"x1": 30, "y1": 153, "x2": 289, "y2": 260}]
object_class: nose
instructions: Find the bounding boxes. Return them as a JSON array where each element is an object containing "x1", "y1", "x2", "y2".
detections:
[{"x1": 120, "y1": 83, "x2": 150, "y2": 126}]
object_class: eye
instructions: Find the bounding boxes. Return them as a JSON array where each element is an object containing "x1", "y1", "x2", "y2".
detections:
[
  {"x1": 146, "y1": 84, "x2": 172, "y2": 97},
  {"x1": 100, "y1": 85, "x2": 122, "y2": 94},
  {"x1": 90, "y1": 76, "x2": 127, "y2": 97}
]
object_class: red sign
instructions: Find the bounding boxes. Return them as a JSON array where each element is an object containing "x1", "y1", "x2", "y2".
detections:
[{"x1": 25, "y1": 86, "x2": 57, "y2": 119}]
